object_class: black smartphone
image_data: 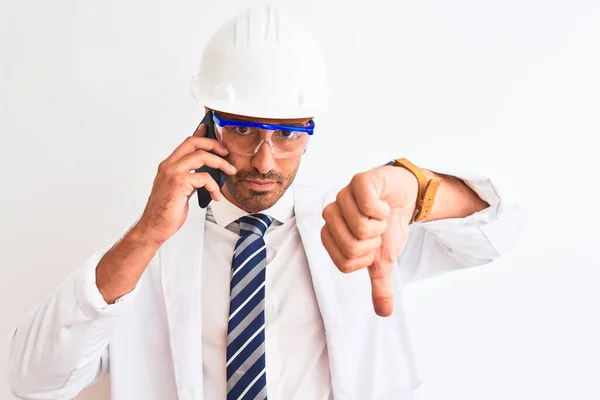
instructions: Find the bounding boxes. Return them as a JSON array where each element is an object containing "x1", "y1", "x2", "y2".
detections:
[{"x1": 194, "y1": 110, "x2": 226, "y2": 208}]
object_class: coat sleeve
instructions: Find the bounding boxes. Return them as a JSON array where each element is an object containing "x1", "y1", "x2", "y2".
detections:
[
  {"x1": 398, "y1": 168, "x2": 526, "y2": 283},
  {"x1": 7, "y1": 250, "x2": 145, "y2": 400}
]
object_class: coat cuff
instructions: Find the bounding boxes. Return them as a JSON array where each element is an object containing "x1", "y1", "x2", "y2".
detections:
[
  {"x1": 417, "y1": 167, "x2": 525, "y2": 258},
  {"x1": 77, "y1": 250, "x2": 140, "y2": 318}
]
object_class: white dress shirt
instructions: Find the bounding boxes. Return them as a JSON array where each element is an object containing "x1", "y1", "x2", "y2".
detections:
[{"x1": 201, "y1": 189, "x2": 333, "y2": 400}]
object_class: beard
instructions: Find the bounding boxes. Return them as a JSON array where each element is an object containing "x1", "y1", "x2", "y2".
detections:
[{"x1": 223, "y1": 161, "x2": 300, "y2": 213}]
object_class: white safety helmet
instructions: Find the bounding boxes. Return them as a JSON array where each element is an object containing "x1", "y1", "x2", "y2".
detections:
[{"x1": 189, "y1": 5, "x2": 334, "y2": 119}]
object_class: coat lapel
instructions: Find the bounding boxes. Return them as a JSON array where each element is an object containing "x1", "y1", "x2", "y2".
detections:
[
  {"x1": 294, "y1": 185, "x2": 421, "y2": 399},
  {"x1": 294, "y1": 185, "x2": 353, "y2": 399},
  {"x1": 160, "y1": 194, "x2": 207, "y2": 400}
]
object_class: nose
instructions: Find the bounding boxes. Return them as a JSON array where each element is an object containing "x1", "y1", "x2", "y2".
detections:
[{"x1": 250, "y1": 140, "x2": 276, "y2": 174}]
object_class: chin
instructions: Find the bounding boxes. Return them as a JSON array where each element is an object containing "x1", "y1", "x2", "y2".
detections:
[
  {"x1": 244, "y1": 191, "x2": 279, "y2": 210},
  {"x1": 242, "y1": 189, "x2": 280, "y2": 210},
  {"x1": 226, "y1": 179, "x2": 289, "y2": 212}
]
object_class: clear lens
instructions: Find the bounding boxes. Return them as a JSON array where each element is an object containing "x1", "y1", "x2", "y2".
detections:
[{"x1": 215, "y1": 125, "x2": 309, "y2": 159}]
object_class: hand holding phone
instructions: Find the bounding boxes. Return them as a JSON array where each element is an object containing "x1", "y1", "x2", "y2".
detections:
[{"x1": 133, "y1": 111, "x2": 235, "y2": 245}]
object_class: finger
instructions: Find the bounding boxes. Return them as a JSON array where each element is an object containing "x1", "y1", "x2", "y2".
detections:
[
  {"x1": 367, "y1": 210, "x2": 408, "y2": 317},
  {"x1": 186, "y1": 171, "x2": 222, "y2": 201},
  {"x1": 350, "y1": 173, "x2": 390, "y2": 220},
  {"x1": 321, "y1": 225, "x2": 375, "y2": 274},
  {"x1": 177, "y1": 150, "x2": 237, "y2": 175},
  {"x1": 322, "y1": 202, "x2": 382, "y2": 259},
  {"x1": 368, "y1": 260, "x2": 394, "y2": 317},
  {"x1": 167, "y1": 136, "x2": 229, "y2": 164},
  {"x1": 335, "y1": 187, "x2": 388, "y2": 239}
]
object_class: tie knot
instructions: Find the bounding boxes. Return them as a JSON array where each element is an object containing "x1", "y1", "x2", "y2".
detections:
[{"x1": 237, "y1": 213, "x2": 273, "y2": 237}]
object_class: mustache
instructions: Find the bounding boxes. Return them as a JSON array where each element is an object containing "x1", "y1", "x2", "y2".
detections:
[{"x1": 234, "y1": 169, "x2": 284, "y2": 182}]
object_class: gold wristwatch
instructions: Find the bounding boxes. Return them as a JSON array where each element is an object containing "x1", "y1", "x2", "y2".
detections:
[{"x1": 386, "y1": 158, "x2": 441, "y2": 223}]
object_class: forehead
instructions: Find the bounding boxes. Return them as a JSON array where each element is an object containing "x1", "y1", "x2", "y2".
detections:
[{"x1": 211, "y1": 109, "x2": 313, "y2": 126}]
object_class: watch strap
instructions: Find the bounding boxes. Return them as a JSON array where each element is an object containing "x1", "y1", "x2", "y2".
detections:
[{"x1": 389, "y1": 158, "x2": 441, "y2": 222}]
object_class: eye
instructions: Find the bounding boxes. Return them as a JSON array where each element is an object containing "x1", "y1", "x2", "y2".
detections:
[
  {"x1": 234, "y1": 126, "x2": 250, "y2": 135},
  {"x1": 278, "y1": 130, "x2": 299, "y2": 139}
]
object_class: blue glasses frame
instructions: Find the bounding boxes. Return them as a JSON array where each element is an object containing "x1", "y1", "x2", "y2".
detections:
[{"x1": 212, "y1": 113, "x2": 315, "y2": 135}]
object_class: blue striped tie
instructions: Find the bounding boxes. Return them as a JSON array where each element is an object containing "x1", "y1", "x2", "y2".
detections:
[{"x1": 226, "y1": 213, "x2": 273, "y2": 400}]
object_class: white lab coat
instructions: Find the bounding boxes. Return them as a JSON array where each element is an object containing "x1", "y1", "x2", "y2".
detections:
[{"x1": 8, "y1": 182, "x2": 523, "y2": 400}]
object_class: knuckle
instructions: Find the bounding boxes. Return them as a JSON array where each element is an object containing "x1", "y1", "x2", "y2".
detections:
[
  {"x1": 377, "y1": 219, "x2": 389, "y2": 236},
  {"x1": 192, "y1": 172, "x2": 217, "y2": 190},
  {"x1": 374, "y1": 249, "x2": 395, "y2": 266},
  {"x1": 158, "y1": 161, "x2": 178, "y2": 177},
  {"x1": 321, "y1": 207, "x2": 329, "y2": 221},
  {"x1": 195, "y1": 171, "x2": 210, "y2": 182},
  {"x1": 337, "y1": 260, "x2": 354, "y2": 274},
  {"x1": 322, "y1": 203, "x2": 335, "y2": 221},
  {"x1": 381, "y1": 255, "x2": 395, "y2": 265},
  {"x1": 194, "y1": 151, "x2": 208, "y2": 163},
  {"x1": 342, "y1": 245, "x2": 360, "y2": 260},
  {"x1": 359, "y1": 201, "x2": 376, "y2": 216},
  {"x1": 353, "y1": 219, "x2": 371, "y2": 239},
  {"x1": 339, "y1": 238, "x2": 362, "y2": 259},
  {"x1": 219, "y1": 159, "x2": 232, "y2": 171},
  {"x1": 167, "y1": 174, "x2": 184, "y2": 187},
  {"x1": 189, "y1": 153, "x2": 212, "y2": 171},
  {"x1": 157, "y1": 160, "x2": 168, "y2": 174},
  {"x1": 335, "y1": 187, "x2": 349, "y2": 204},
  {"x1": 184, "y1": 135, "x2": 197, "y2": 144},
  {"x1": 351, "y1": 172, "x2": 369, "y2": 189},
  {"x1": 380, "y1": 250, "x2": 397, "y2": 265}
]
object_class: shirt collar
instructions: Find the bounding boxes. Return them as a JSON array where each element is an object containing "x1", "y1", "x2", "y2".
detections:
[{"x1": 209, "y1": 186, "x2": 295, "y2": 228}]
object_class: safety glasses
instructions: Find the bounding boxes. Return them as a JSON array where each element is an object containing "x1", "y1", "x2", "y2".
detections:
[
  {"x1": 212, "y1": 113, "x2": 314, "y2": 159},
  {"x1": 212, "y1": 113, "x2": 315, "y2": 135}
]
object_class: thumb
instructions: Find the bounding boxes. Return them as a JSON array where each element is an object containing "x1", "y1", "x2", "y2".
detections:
[
  {"x1": 368, "y1": 210, "x2": 410, "y2": 317},
  {"x1": 368, "y1": 256, "x2": 394, "y2": 317}
]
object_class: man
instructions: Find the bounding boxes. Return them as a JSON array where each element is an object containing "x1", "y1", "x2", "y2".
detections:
[{"x1": 8, "y1": 5, "x2": 522, "y2": 400}]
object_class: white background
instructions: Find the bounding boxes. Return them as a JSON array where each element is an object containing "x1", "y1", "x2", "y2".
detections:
[{"x1": 1, "y1": 0, "x2": 599, "y2": 399}]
